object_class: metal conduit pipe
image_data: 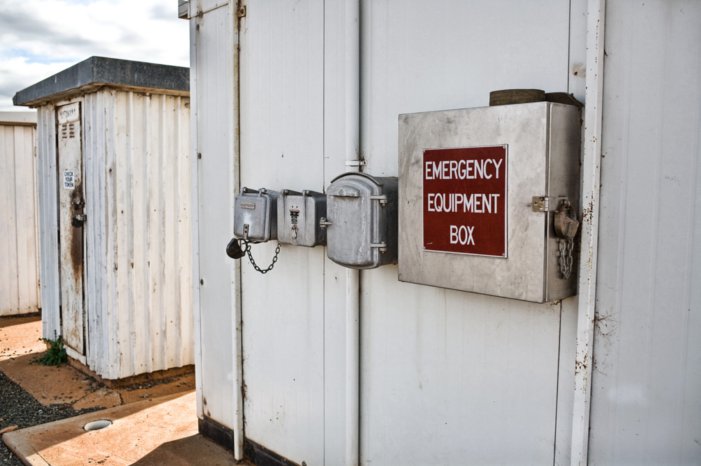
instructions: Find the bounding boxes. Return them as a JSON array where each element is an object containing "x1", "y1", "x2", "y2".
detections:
[
  {"x1": 344, "y1": 0, "x2": 361, "y2": 465},
  {"x1": 570, "y1": 0, "x2": 606, "y2": 464}
]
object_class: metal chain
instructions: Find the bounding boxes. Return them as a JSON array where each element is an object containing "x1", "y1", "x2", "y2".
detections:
[
  {"x1": 558, "y1": 237, "x2": 575, "y2": 279},
  {"x1": 244, "y1": 240, "x2": 281, "y2": 274}
]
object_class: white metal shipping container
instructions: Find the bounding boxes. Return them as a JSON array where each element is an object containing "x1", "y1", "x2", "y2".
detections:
[
  {"x1": 0, "y1": 111, "x2": 40, "y2": 317},
  {"x1": 14, "y1": 57, "x2": 194, "y2": 380},
  {"x1": 186, "y1": 0, "x2": 701, "y2": 465}
]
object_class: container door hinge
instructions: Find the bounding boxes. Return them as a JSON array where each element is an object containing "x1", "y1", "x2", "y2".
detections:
[{"x1": 237, "y1": 5, "x2": 247, "y2": 18}]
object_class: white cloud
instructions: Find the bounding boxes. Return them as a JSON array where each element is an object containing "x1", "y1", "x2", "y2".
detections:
[{"x1": 0, "y1": 0, "x2": 189, "y2": 110}]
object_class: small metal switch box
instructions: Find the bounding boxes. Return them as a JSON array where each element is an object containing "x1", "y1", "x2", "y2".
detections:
[
  {"x1": 278, "y1": 189, "x2": 327, "y2": 247},
  {"x1": 234, "y1": 187, "x2": 278, "y2": 243},
  {"x1": 324, "y1": 173, "x2": 398, "y2": 269}
]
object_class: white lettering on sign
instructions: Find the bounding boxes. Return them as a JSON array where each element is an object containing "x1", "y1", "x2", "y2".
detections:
[
  {"x1": 426, "y1": 192, "x2": 501, "y2": 214},
  {"x1": 63, "y1": 169, "x2": 76, "y2": 189},
  {"x1": 425, "y1": 158, "x2": 504, "y2": 181},
  {"x1": 423, "y1": 146, "x2": 508, "y2": 257},
  {"x1": 449, "y1": 225, "x2": 475, "y2": 246}
]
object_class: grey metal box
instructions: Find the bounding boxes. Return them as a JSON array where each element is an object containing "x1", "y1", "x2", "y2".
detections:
[
  {"x1": 324, "y1": 173, "x2": 398, "y2": 269},
  {"x1": 234, "y1": 187, "x2": 278, "y2": 242},
  {"x1": 277, "y1": 189, "x2": 327, "y2": 247},
  {"x1": 398, "y1": 102, "x2": 581, "y2": 303}
]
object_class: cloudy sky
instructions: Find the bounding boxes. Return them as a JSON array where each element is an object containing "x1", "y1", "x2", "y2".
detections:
[{"x1": 0, "y1": 0, "x2": 189, "y2": 111}]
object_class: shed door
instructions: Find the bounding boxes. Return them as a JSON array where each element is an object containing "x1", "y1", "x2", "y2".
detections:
[{"x1": 56, "y1": 102, "x2": 85, "y2": 354}]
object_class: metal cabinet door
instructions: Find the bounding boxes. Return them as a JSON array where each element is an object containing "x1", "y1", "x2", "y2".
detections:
[{"x1": 326, "y1": 177, "x2": 375, "y2": 268}]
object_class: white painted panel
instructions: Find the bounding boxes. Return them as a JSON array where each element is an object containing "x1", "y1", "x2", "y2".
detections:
[
  {"x1": 360, "y1": 1, "x2": 573, "y2": 464},
  {"x1": 589, "y1": 1, "x2": 701, "y2": 464},
  {"x1": 362, "y1": 275, "x2": 562, "y2": 464},
  {"x1": 37, "y1": 106, "x2": 61, "y2": 339},
  {"x1": 0, "y1": 115, "x2": 40, "y2": 316},
  {"x1": 192, "y1": 1, "x2": 241, "y2": 437},
  {"x1": 239, "y1": 1, "x2": 326, "y2": 464},
  {"x1": 361, "y1": 0, "x2": 573, "y2": 177}
]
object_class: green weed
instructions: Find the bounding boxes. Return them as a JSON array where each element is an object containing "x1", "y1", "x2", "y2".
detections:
[{"x1": 35, "y1": 336, "x2": 68, "y2": 366}]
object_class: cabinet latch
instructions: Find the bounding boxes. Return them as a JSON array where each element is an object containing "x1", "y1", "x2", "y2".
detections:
[{"x1": 531, "y1": 195, "x2": 569, "y2": 213}]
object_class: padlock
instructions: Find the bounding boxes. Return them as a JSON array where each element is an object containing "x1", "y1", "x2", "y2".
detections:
[
  {"x1": 226, "y1": 237, "x2": 246, "y2": 260},
  {"x1": 554, "y1": 201, "x2": 579, "y2": 239},
  {"x1": 71, "y1": 213, "x2": 86, "y2": 228}
]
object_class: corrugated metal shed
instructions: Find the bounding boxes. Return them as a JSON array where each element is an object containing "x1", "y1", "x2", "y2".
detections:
[
  {"x1": 14, "y1": 57, "x2": 193, "y2": 380},
  {"x1": 0, "y1": 111, "x2": 40, "y2": 316}
]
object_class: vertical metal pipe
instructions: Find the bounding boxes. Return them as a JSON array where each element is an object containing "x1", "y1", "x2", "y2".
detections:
[
  {"x1": 570, "y1": 0, "x2": 606, "y2": 464},
  {"x1": 344, "y1": 0, "x2": 361, "y2": 465}
]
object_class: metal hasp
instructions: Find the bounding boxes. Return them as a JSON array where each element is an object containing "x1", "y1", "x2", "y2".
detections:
[
  {"x1": 277, "y1": 189, "x2": 327, "y2": 247},
  {"x1": 234, "y1": 187, "x2": 278, "y2": 243},
  {"x1": 398, "y1": 102, "x2": 581, "y2": 303},
  {"x1": 324, "y1": 172, "x2": 398, "y2": 269}
]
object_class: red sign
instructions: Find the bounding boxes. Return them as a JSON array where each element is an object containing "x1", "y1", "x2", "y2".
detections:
[{"x1": 423, "y1": 146, "x2": 507, "y2": 257}]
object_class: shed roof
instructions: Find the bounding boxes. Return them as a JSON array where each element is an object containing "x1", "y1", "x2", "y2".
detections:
[
  {"x1": 13, "y1": 56, "x2": 189, "y2": 108},
  {"x1": 0, "y1": 111, "x2": 37, "y2": 126}
]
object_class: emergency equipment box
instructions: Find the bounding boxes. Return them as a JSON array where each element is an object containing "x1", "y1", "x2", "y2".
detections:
[{"x1": 398, "y1": 102, "x2": 581, "y2": 302}]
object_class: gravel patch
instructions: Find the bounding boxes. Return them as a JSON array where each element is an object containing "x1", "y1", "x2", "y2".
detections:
[{"x1": 0, "y1": 371, "x2": 99, "y2": 465}]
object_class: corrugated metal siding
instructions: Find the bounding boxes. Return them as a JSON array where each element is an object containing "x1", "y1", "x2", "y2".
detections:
[
  {"x1": 0, "y1": 117, "x2": 40, "y2": 316},
  {"x1": 84, "y1": 90, "x2": 193, "y2": 379},
  {"x1": 36, "y1": 106, "x2": 61, "y2": 338},
  {"x1": 589, "y1": 1, "x2": 701, "y2": 464}
]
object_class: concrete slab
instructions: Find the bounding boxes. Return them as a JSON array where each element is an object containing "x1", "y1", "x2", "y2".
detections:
[{"x1": 2, "y1": 392, "x2": 238, "y2": 466}]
